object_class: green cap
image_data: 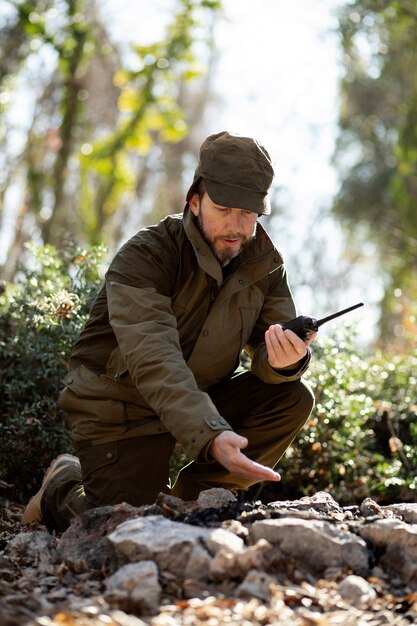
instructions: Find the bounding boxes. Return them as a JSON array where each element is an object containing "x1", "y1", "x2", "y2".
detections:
[{"x1": 186, "y1": 131, "x2": 274, "y2": 215}]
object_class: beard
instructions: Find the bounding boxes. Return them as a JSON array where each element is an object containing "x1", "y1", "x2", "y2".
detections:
[{"x1": 195, "y1": 211, "x2": 256, "y2": 266}]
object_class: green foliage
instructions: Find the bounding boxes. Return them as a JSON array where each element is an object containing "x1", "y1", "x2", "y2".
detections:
[
  {"x1": 334, "y1": 0, "x2": 417, "y2": 343},
  {"x1": 2, "y1": 244, "x2": 417, "y2": 506},
  {"x1": 0, "y1": 0, "x2": 223, "y2": 262},
  {"x1": 0, "y1": 243, "x2": 105, "y2": 502},
  {"x1": 275, "y1": 326, "x2": 417, "y2": 505},
  {"x1": 79, "y1": 0, "x2": 220, "y2": 235}
]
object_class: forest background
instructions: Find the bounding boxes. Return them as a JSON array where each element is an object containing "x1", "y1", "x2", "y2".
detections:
[{"x1": 1, "y1": 0, "x2": 417, "y2": 507}]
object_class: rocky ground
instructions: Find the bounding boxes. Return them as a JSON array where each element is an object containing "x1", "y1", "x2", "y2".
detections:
[{"x1": 2, "y1": 490, "x2": 417, "y2": 626}]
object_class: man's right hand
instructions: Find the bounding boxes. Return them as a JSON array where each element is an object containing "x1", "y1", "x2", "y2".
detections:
[{"x1": 208, "y1": 431, "x2": 281, "y2": 482}]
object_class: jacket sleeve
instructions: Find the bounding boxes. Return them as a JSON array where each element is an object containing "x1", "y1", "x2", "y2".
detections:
[
  {"x1": 245, "y1": 264, "x2": 311, "y2": 383},
  {"x1": 106, "y1": 279, "x2": 233, "y2": 460}
]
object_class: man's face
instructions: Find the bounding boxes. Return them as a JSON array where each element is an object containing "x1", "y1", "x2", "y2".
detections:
[{"x1": 189, "y1": 191, "x2": 258, "y2": 265}]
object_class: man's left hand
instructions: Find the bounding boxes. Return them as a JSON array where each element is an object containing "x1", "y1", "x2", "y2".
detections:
[{"x1": 265, "y1": 325, "x2": 316, "y2": 369}]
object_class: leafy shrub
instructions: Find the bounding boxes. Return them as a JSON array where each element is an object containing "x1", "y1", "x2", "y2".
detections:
[
  {"x1": 259, "y1": 327, "x2": 417, "y2": 505},
  {"x1": 0, "y1": 243, "x2": 105, "y2": 502},
  {"x1": 1, "y1": 243, "x2": 417, "y2": 506}
]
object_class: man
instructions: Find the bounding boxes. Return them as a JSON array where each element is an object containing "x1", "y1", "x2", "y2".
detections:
[{"x1": 23, "y1": 131, "x2": 315, "y2": 531}]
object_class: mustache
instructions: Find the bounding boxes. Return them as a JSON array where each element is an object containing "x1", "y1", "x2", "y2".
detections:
[{"x1": 213, "y1": 233, "x2": 246, "y2": 242}]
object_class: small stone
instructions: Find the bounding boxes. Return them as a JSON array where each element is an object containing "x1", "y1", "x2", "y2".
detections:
[
  {"x1": 338, "y1": 574, "x2": 376, "y2": 606},
  {"x1": 209, "y1": 539, "x2": 271, "y2": 581},
  {"x1": 4, "y1": 531, "x2": 56, "y2": 574},
  {"x1": 235, "y1": 569, "x2": 276, "y2": 601},
  {"x1": 220, "y1": 518, "x2": 249, "y2": 540},
  {"x1": 104, "y1": 561, "x2": 161, "y2": 615},
  {"x1": 196, "y1": 488, "x2": 237, "y2": 509},
  {"x1": 360, "y1": 498, "x2": 384, "y2": 518}
]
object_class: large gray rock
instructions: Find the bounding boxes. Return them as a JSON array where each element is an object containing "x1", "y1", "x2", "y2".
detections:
[
  {"x1": 250, "y1": 517, "x2": 369, "y2": 574},
  {"x1": 57, "y1": 501, "x2": 152, "y2": 572},
  {"x1": 108, "y1": 515, "x2": 244, "y2": 578},
  {"x1": 359, "y1": 518, "x2": 417, "y2": 586}
]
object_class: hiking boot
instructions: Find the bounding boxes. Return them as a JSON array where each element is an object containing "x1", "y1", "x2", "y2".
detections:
[{"x1": 22, "y1": 454, "x2": 80, "y2": 525}]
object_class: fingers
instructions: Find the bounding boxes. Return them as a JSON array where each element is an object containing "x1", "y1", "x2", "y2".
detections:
[
  {"x1": 265, "y1": 324, "x2": 307, "y2": 368},
  {"x1": 209, "y1": 431, "x2": 281, "y2": 483},
  {"x1": 267, "y1": 325, "x2": 306, "y2": 355},
  {"x1": 230, "y1": 455, "x2": 281, "y2": 482},
  {"x1": 305, "y1": 331, "x2": 317, "y2": 347}
]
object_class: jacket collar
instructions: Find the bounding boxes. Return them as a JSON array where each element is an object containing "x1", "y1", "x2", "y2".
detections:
[{"x1": 182, "y1": 204, "x2": 283, "y2": 286}]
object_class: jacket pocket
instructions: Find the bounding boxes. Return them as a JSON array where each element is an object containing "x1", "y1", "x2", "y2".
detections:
[
  {"x1": 76, "y1": 441, "x2": 121, "y2": 507},
  {"x1": 59, "y1": 365, "x2": 127, "y2": 441}
]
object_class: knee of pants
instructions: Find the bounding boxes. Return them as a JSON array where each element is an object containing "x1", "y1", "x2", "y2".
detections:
[
  {"x1": 283, "y1": 379, "x2": 315, "y2": 430},
  {"x1": 296, "y1": 379, "x2": 315, "y2": 416}
]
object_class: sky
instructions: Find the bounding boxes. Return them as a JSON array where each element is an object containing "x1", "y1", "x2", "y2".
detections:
[
  {"x1": 100, "y1": 0, "x2": 380, "y2": 341},
  {"x1": 1, "y1": 0, "x2": 380, "y2": 341}
]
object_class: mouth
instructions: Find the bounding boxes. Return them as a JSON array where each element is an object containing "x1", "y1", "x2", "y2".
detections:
[{"x1": 222, "y1": 237, "x2": 242, "y2": 246}]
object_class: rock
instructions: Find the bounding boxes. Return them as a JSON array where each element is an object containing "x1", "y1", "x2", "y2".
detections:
[
  {"x1": 250, "y1": 517, "x2": 369, "y2": 574},
  {"x1": 235, "y1": 569, "x2": 276, "y2": 601},
  {"x1": 382, "y1": 543, "x2": 417, "y2": 586},
  {"x1": 104, "y1": 561, "x2": 161, "y2": 615},
  {"x1": 209, "y1": 539, "x2": 271, "y2": 580},
  {"x1": 205, "y1": 526, "x2": 244, "y2": 555},
  {"x1": 220, "y1": 518, "x2": 250, "y2": 540},
  {"x1": 155, "y1": 493, "x2": 188, "y2": 518},
  {"x1": 360, "y1": 498, "x2": 395, "y2": 519},
  {"x1": 184, "y1": 541, "x2": 212, "y2": 581},
  {"x1": 384, "y1": 503, "x2": 417, "y2": 523},
  {"x1": 338, "y1": 575, "x2": 376, "y2": 606},
  {"x1": 57, "y1": 501, "x2": 146, "y2": 572},
  {"x1": 269, "y1": 491, "x2": 343, "y2": 516},
  {"x1": 8, "y1": 492, "x2": 417, "y2": 626},
  {"x1": 359, "y1": 518, "x2": 417, "y2": 586},
  {"x1": 196, "y1": 488, "x2": 237, "y2": 509},
  {"x1": 4, "y1": 531, "x2": 56, "y2": 574},
  {"x1": 108, "y1": 515, "x2": 244, "y2": 578}
]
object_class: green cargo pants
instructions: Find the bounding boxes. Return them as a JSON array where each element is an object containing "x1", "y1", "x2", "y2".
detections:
[{"x1": 41, "y1": 370, "x2": 314, "y2": 531}]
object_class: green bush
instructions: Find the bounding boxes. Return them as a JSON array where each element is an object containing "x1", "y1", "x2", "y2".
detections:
[
  {"x1": 1, "y1": 243, "x2": 417, "y2": 506},
  {"x1": 0, "y1": 243, "x2": 105, "y2": 502},
  {"x1": 266, "y1": 328, "x2": 417, "y2": 505}
]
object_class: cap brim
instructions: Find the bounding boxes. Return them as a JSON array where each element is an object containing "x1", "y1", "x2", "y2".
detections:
[{"x1": 204, "y1": 178, "x2": 270, "y2": 216}]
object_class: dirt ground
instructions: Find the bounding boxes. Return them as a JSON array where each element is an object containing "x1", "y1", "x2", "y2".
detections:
[{"x1": 1, "y1": 499, "x2": 417, "y2": 626}]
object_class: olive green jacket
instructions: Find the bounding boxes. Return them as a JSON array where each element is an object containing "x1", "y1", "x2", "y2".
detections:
[{"x1": 59, "y1": 206, "x2": 310, "y2": 459}]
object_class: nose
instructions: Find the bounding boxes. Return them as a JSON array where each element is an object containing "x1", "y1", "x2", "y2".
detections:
[{"x1": 226, "y1": 209, "x2": 244, "y2": 232}]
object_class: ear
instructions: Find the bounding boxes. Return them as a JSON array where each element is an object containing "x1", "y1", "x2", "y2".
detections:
[{"x1": 189, "y1": 193, "x2": 200, "y2": 217}]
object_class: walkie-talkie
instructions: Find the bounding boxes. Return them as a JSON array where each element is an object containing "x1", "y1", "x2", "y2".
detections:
[{"x1": 282, "y1": 302, "x2": 364, "y2": 341}]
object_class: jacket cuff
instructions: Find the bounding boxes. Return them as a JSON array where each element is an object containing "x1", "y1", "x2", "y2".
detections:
[
  {"x1": 252, "y1": 346, "x2": 311, "y2": 384},
  {"x1": 182, "y1": 414, "x2": 233, "y2": 461}
]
